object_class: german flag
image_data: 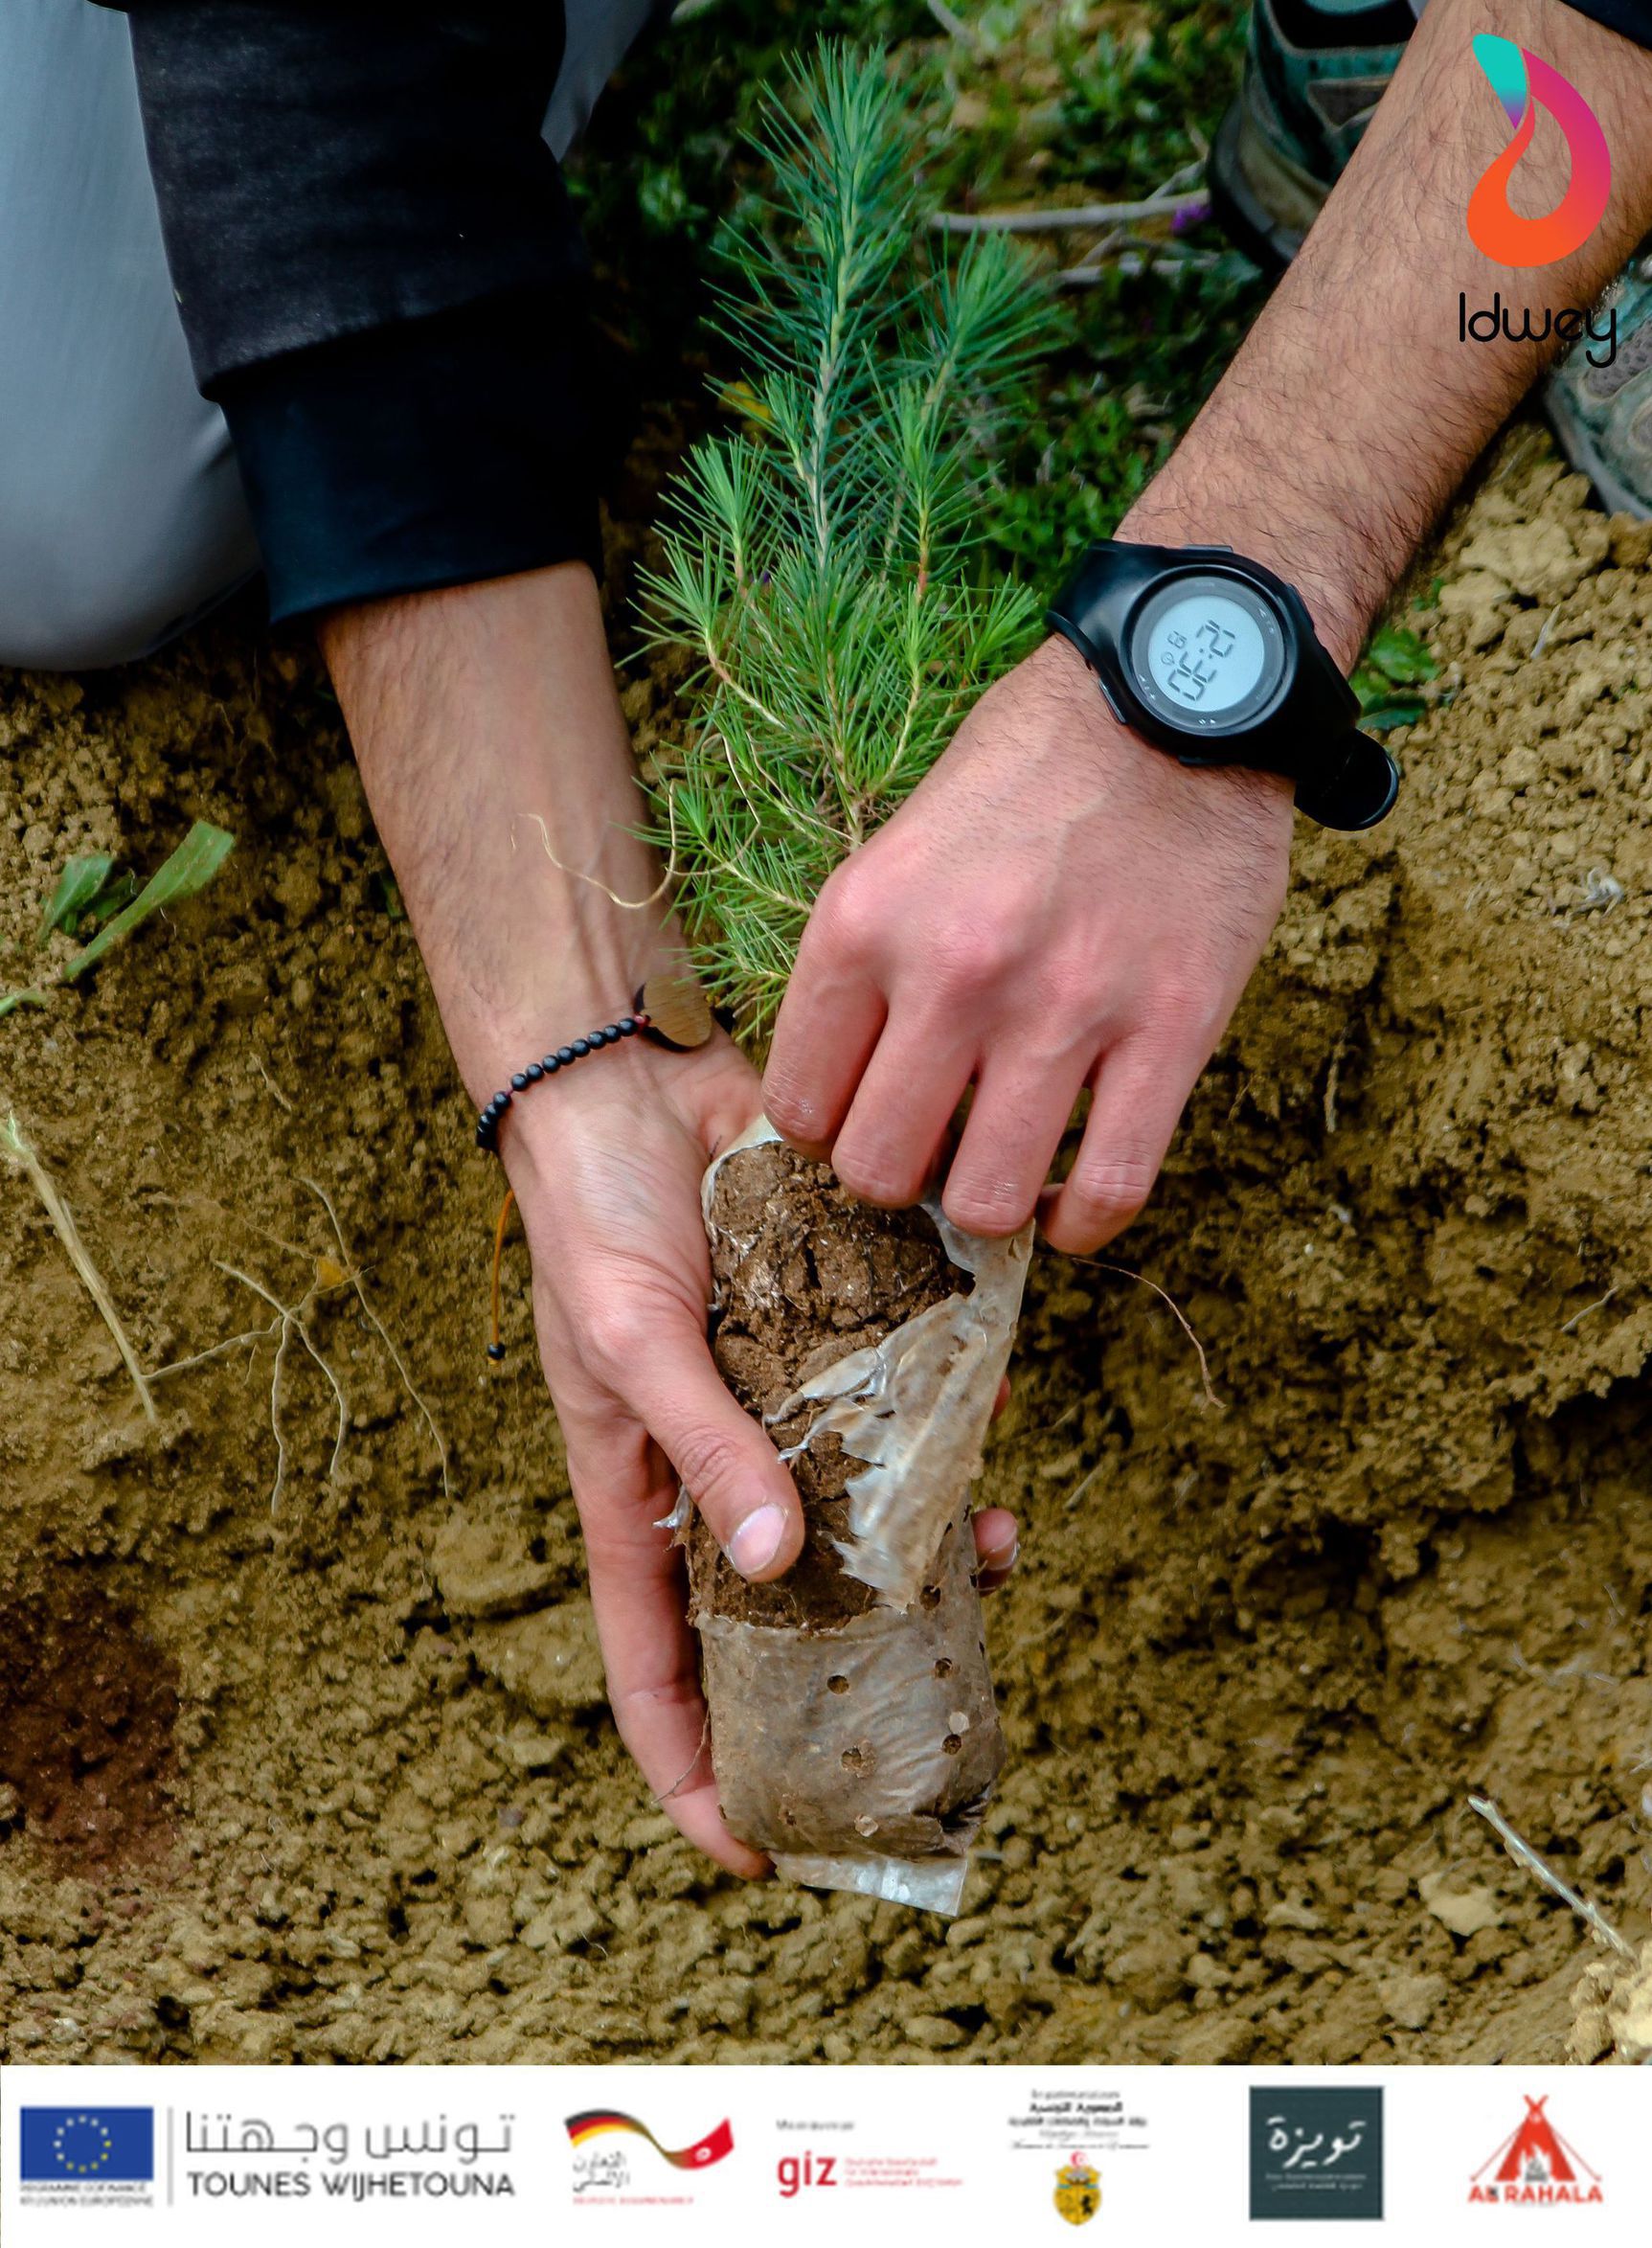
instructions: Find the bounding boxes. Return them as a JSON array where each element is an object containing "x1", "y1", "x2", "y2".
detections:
[{"x1": 565, "y1": 2112, "x2": 734, "y2": 2169}]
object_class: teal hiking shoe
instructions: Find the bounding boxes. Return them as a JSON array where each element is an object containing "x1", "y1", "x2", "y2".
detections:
[
  {"x1": 1209, "y1": 0, "x2": 1652, "y2": 516},
  {"x1": 1208, "y1": 0, "x2": 1413, "y2": 269},
  {"x1": 1544, "y1": 253, "x2": 1652, "y2": 517}
]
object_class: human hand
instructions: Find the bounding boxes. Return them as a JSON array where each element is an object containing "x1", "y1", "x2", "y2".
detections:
[
  {"x1": 502, "y1": 1029, "x2": 1020, "y2": 1877},
  {"x1": 763, "y1": 633, "x2": 1294, "y2": 1253}
]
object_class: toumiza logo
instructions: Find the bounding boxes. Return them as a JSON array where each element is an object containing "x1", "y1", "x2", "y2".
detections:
[
  {"x1": 1468, "y1": 34, "x2": 1611, "y2": 267},
  {"x1": 1467, "y1": 2097, "x2": 1604, "y2": 2207}
]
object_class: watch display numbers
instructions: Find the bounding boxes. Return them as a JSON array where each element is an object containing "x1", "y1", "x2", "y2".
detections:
[
  {"x1": 1159, "y1": 619, "x2": 1235, "y2": 704},
  {"x1": 1141, "y1": 591, "x2": 1270, "y2": 716}
]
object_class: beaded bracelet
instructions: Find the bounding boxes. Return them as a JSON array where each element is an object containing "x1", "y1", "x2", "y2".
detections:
[
  {"x1": 474, "y1": 1010, "x2": 647, "y2": 1154},
  {"x1": 477, "y1": 975, "x2": 713, "y2": 1362},
  {"x1": 473, "y1": 973, "x2": 713, "y2": 1155}
]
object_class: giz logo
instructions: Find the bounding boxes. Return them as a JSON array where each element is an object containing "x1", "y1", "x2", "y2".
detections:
[
  {"x1": 1468, "y1": 34, "x2": 1611, "y2": 267},
  {"x1": 1468, "y1": 2097, "x2": 1604, "y2": 2207},
  {"x1": 777, "y1": 2151, "x2": 837, "y2": 2196}
]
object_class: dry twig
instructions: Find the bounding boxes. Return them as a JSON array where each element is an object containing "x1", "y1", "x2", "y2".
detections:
[
  {"x1": 933, "y1": 192, "x2": 1210, "y2": 236},
  {"x1": 2, "y1": 1109, "x2": 157, "y2": 1424},
  {"x1": 1469, "y1": 1793, "x2": 1635, "y2": 1959}
]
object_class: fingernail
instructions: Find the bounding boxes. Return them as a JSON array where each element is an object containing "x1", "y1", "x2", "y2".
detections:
[{"x1": 727, "y1": 1503, "x2": 788, "y2": 1578}]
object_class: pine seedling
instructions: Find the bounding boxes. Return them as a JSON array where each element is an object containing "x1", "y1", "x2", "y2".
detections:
[{"x1": 640, "y1": 44, "x2": 1055, "y2": 1045}]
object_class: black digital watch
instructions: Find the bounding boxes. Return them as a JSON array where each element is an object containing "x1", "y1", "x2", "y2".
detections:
[{"x1": 1045, "y1": 539, "x2": 1400, "y2": 832}]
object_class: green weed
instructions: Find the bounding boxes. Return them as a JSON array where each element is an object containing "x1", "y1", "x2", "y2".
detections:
[{"x1": 3, "y1": 820, "x2": 236, "y2": 1020}]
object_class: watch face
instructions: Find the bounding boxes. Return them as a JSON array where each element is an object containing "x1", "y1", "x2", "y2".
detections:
[{"x1": 1125, "y1": 573, "x2": 1288, "y2": 734}]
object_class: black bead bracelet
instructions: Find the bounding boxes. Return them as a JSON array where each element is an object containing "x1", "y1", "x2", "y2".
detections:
[{"x1": 474, "y1": 1011, "x2": 649, "y2": 1154}]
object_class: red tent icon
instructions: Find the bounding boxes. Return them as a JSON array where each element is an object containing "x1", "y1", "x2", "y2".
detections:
[{"x1": 1475, "y1": 2099, "x2": 1599, "y2": 2189}]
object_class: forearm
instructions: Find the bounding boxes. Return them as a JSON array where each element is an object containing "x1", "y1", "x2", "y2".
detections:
[
  {"x1": 1122, "y1": 0, "x2": 1652, "y2": 666},
  {"x1": 317, "y1": 564, "x2": 666, "y2": 1112}
]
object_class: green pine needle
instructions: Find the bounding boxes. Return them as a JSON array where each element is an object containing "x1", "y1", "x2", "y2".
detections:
[{"x1": 640, "y1": 43, "x2": 1054, "y2": 1048}]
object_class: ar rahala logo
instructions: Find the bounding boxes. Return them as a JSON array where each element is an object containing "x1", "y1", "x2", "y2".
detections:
[
  {"x1": 1467, "y1": 2096, "x2": 1604, "y2": 2207},
  {"x1": 1467, "y1": 35, "x2": 1611, "y2": 268}
]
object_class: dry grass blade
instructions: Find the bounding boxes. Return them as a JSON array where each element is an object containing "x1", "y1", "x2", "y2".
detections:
[
  {"x1": 513, "y1": 808, "x2": 676, "y2": 910},
  {"x1": 1067, "y1": 1249, "x2": 1222, "y2": 1410},
  {"x1": 302, "y1": 1176, "x2": 452, "y2": 1501},
  {"x1": 924, "y1": 0, "x2": 984, "y2": 50},
  {"x1": 1469, "y1": 1793, "x2": 1635, "y2": 1958},
  {"x1": 1, "y1": 1108, "x2": 158, "y2": 1424}
]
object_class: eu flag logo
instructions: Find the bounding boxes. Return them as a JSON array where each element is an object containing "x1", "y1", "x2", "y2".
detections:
[{"x1": 20, "y1": 2109, "x2": 154, "y2": 2183}]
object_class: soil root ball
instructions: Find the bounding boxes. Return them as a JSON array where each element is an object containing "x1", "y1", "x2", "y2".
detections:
[{"x1": 690, "y1": 1117, "x2": 1032, "y2": 1912}]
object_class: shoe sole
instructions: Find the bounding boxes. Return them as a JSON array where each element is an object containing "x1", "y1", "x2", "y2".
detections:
[
  {"x1": 1208, "y1": 99, "x2": 1325, "y2": 273},
  {"x1": 1542, "y1": 376, "x2": 1649, "y2": 519}
]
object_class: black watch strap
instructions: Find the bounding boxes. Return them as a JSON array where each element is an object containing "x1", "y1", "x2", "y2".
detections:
[{"x1": 1047, "y1": 540, "x2": 1399, "y2": 833}]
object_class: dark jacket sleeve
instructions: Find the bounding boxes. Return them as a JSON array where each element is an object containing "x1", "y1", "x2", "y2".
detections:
[
  {"x1": 1557, "y1": 0, "x2": 1652, "y2": 47},
  {"x1": 121, "y1": 3, "x2": 603, "y2": 621}
]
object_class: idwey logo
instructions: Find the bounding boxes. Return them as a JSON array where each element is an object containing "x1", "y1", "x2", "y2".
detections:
[
  {"x1": 1467, "y1": 35, "x2": 1611, "y2": 267},
  {"x1": 1468, "y1": 2097, "x2": 1604, "y2": 2208}
]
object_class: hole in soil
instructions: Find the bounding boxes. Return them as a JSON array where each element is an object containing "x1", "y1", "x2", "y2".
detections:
[
  {"x1": 920, "y1": 1585, "x2": 941, "y2": 1609},
  {"x1": 826, "y1": 1674, "x2": 849, "y2": 1694},
  {"x1": 0, "y1": 1585, "x2": 179, "y2": 1868},
  {"x1": 941, "y1": 1734, "x2": 962, "y2": 1756},
  {"x1": 933, "y1": 1658, "x2": 954, "y2": 1678},
  {"x1": 398, "y1": 1598, "x2": 450, "y2": 1639},
  {"x1": 841, "y1": 1746, "x2": 866, "y2": 1772}
]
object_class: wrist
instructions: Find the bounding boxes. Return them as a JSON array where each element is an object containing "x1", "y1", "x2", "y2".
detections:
[
  {"x1": 489, "y1": 1024, "x2": 666, "y2": 1189},
  {"x1": 1115, "y1": 484, "x2": 1377, "y2": 677},
  {"x1": 449, "y1": 921, "x2": 690, "y2": 1115},
  {"x1": 1032, "y1": 632, "x2": 1295, "y2": 828}
]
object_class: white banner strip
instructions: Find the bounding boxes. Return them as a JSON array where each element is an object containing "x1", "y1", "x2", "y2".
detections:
[{"x1": 1, "y1": 2061, "x2": 1641, "y2": 2243}]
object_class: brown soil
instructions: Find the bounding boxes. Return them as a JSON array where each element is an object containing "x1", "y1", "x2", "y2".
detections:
[
  {"x1": 0, "y1": 1589, "x2": 179, "y2": 1865},
  {"x1": 690, "y1": 1138, "x2": 963, "y2": 1629},
  {"x1": 1, "y1": 428, "x2": 1650, "y2": 2066}
]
